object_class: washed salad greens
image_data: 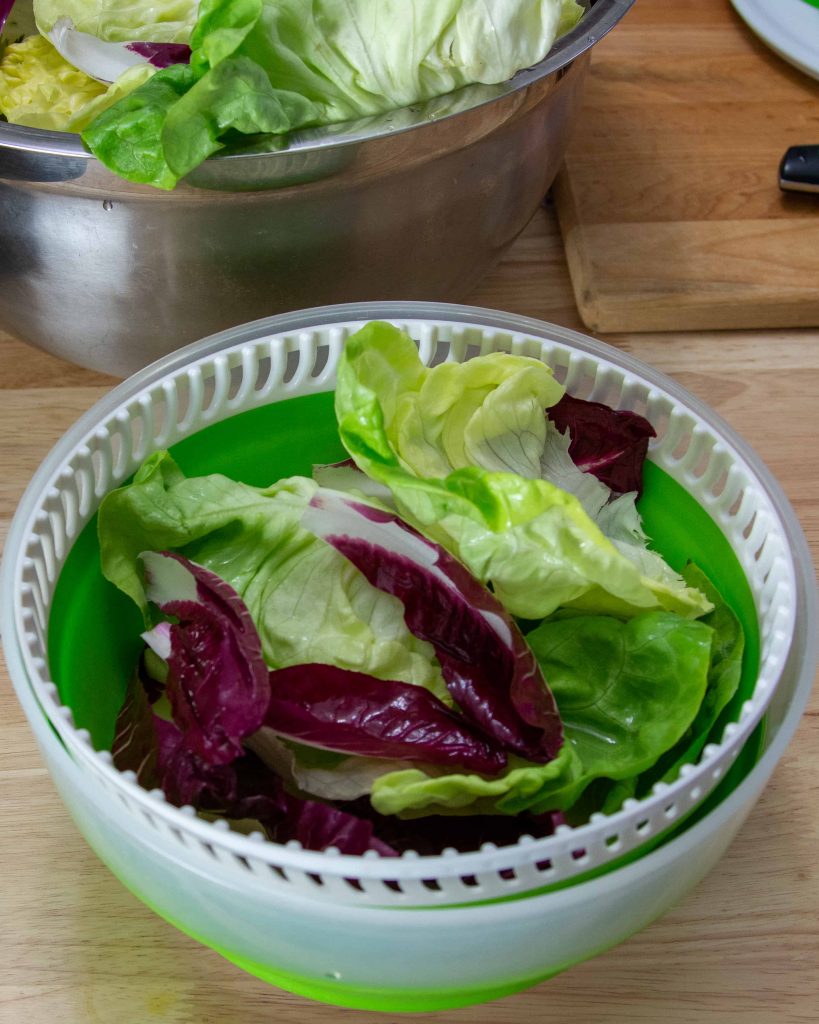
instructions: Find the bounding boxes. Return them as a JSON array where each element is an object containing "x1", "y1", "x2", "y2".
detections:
[
  {"x1": 0, "y1": 0, "x2": 584, "y2": 188},
  {"x1": 101, "y1": 322, "x2": 744, "y2": 855}
]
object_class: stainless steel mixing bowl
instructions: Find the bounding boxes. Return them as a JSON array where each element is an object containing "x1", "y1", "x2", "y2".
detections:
[{"x1": 0, "y1": 0, "x2": 633, "y2": 376}]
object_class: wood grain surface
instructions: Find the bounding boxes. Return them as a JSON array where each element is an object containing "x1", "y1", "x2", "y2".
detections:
[
  {"x1": 1, "y1": 202, "x2": 817, "y2": 1024},
  {"x1": 553, "y1": 0, "x2": 819, "y2": 333}
]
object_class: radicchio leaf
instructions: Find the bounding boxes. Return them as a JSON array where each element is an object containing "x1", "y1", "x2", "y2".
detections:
[
  {"x1": 141, "y1": 551, "x2": 270, "y2": 766},
  {"x1": 126, "y1": 41, "x2": 191, "y2": 68},
  {"x1": 154, "y1": 715, "x2": 242, "y2": 808},
  {"x1": 163, "y1": 727, "x2": 397, "y2": 854},
  {"x1": 270, "y1": 795, "x2": 397, "y2": 856},
  {"x1": 0, "y1": 0, "x2": 15, "y2": 34},
  {"x1": 264, "y1": 663, "x2": 507, "y2": 775},
  {"x1": 302, "y1": 491, "x2": 563, "y2": 763},
  {"x1": 547, "y1": 393, "x2": 656, "y2": 496},
  {"x1": 114, "y1": 670, "x2": 396, "y2": 854},
  {"x1": 46, "y1": 19, "x2": 189, "y2": 83},
  {"x1": 111, "y1": 657, "x2": 161, "y2": 788}
]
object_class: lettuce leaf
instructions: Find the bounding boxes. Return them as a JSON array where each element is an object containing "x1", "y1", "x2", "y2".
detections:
[
  {"x1": 349, "y1": 329, "x2": 564, "y2": 479},
  {"x1": 528, "y1": 612, "x2": 713, "y2": 783},
  {"x1": 602, "y1": 563, "x2": 745, "y2": 813},
  {"x1": 334, "y1": 321, "x2": 712, "y2": 621},
  {"x1": 98, "y1": 451, "x2": 449, "y2": 702},
  {"x1": 371, "y1": 744, "x2": 581, "y2": 818},
  {"x1": 80, "y1": 0, "x2": 584, "y2": 187},
  {"x1": 1, "y1": 33, "x2": 106, "y2": 126}
]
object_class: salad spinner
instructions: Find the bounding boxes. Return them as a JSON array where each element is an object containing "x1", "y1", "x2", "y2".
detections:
[{"x1": 2, "y1": 303, "x2": 815, "y2": 1012}]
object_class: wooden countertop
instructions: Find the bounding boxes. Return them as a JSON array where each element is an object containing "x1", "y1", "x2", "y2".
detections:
[{"x1": 2, "y1": 18, "x2": 818, "y2": 1024}]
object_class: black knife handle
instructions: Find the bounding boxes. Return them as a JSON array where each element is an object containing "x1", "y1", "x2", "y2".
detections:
[{"x1": 779, "y1": 145, "x2": 819, "y2": 194}]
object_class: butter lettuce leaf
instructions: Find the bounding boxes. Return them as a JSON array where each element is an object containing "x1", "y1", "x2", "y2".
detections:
[
  {"x1": 334, "y1": 321, "x2": 712, "y2": 620},
  {"x1": 602, "y1": 563, "x2": 745, "y2": 813},
  {"x1": 358, "y1": 334, "x2": 565, "y2": 480},
  {"x1": 528, "y1": 612, "x2": 713, "y2": 784},
  {"x1": 371, "y1": 744, "x2": 582, "y2": 818}
]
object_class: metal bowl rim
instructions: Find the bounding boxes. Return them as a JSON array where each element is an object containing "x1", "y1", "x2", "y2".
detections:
[{"x1": 0, "y1": 0, "x2": 633, "y2": 163}]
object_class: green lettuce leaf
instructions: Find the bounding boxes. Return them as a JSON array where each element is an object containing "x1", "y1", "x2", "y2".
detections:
[
  {"x1": 80, "y1": 0, "x2": 584, "y2": 187},
  {"x1": 349, "y1": 321, "x2": 564, "y2": 479},
  {"x1": 539, "y1": 418, "x2": 612, "y2": 519},
  {"x1": 97, "y1": 451, "x2": 449, "y2": 701},
  {"x1": 601, "y1": 563, "x2": 745, "y2": 813},
  {"x1": 334, "y1": 321, "x2": 712, "y2": 620},
  {"x1": 81, "y1": 63, "x2": 196, "y2": 188},
  {"x1": 528, "y1": 612, "x2": 713, "y2": 783},
  {"x1": 371, "y1": 744, "x2": 582, "y2": 818},
  {"x1": 183, "y1": 0, "x2": 586, "y2": 121},
  {"x1": 371, "y1": 610, "x2": 713, "y2": 817}
]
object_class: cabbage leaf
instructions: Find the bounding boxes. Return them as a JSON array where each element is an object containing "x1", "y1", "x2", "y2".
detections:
[
  {"x1": 0, "y1": 32, "x2": 153, "y2": 129},
  {"x1": 33, "y1": 0, "x2": 196, "y2": 43}
]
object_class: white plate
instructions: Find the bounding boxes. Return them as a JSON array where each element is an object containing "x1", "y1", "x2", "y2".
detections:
[{"x1": 732, "y1": 0, "x2": 819, "y2": 80}]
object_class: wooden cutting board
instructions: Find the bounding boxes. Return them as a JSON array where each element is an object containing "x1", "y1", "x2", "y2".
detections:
[{"x1": 553, "y1": 0, "x2": 819, "y2": 333}]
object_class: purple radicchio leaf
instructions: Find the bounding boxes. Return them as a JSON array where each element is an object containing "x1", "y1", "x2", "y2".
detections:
[
  {"x1": 46, "y1": 18, "x2": 189, "y2": 83},
  {"x1": 111, "y1": 656, "x2": 162, "y2": 788},
  {"x1": 140, "y1": 550, "x2": 270, "y2": 767},
  {"x1": 161, "y1": 724, "x2": 397, "y2": 855},
  {"x1": 547, "y1": 393, "x2": 656, "y2": 497},
  {"x1": 125, "y1": 41, "x2": 191, "y2": 68},
  {"x1": 111, "y1": 657, "x2": 242, "y2": 806},
  {"x1": 0, "y1": 0, "x2": 15, "y2": 35},
  {"x1": 113, "y1": 672, "x2": 395, "y2": 854},
  {"x1": 154, "y1": 715, "x2": 242, "y2": 808},
  {"x1": 173, "y1": 741, "x2": 397, "y2": 856},
  {"x1": 161, "y1": 725, "x2": 397, "y2": 856},
  {"x1": 301, "y1": 491, "x2": 563, "y2": 763},
  {"x1": 264, "y1": 663, "x2": 507, "y2": 775},
  {"x1": 270, "y1": 793, "x2": 397, "y2": 856}
]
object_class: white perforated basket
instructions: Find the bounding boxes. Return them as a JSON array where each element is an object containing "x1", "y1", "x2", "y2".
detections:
[{"x1": 3, "y1": 302, "x2": 806, "y2": 910}]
